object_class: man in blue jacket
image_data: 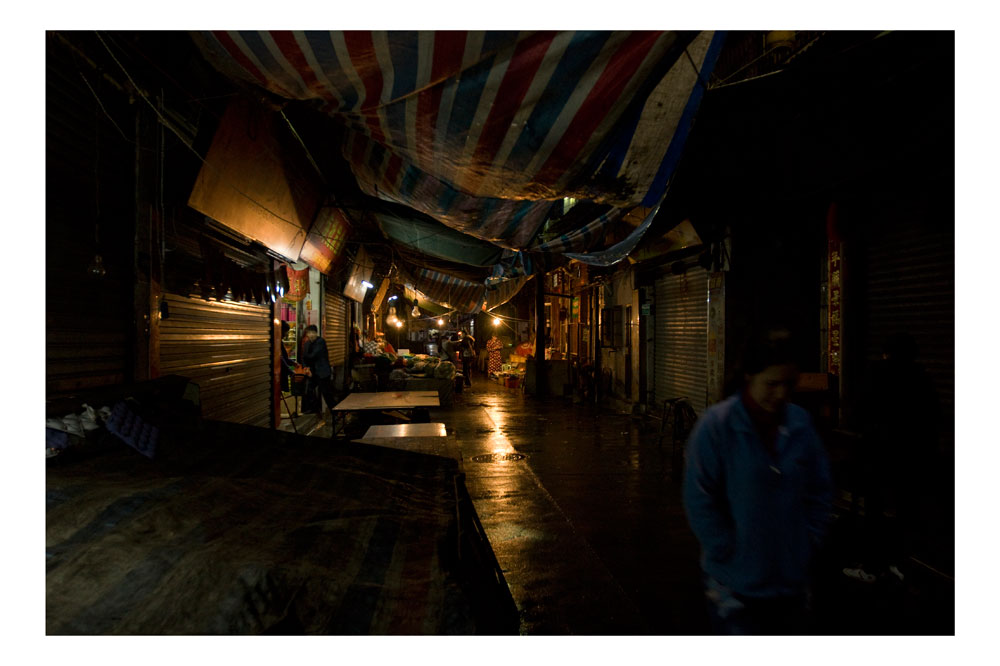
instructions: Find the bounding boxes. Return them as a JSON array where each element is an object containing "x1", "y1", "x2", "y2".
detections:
[
  {"x1": 301, "y1": 324, "x2": 337, "y2": 415},
  {"x1": 683, "y1": 329, "x2": 833, "y2": 634}
]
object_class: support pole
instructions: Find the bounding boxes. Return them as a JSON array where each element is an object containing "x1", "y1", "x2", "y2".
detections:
[{"x1": 535, "y1": 272, "x2": 547, "y2": 397}]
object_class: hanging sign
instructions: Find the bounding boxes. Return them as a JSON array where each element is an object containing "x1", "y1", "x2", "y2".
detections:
[
  {"x1": 283, "y1": 265, "x2": 309, "y2": 303},
  {"x1": 828, "y1": 245, "x2": 843, "y2": 376}
]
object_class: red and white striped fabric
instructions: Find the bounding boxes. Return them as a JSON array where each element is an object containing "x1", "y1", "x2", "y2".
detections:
[{"x1": 194, "y1": 31, "x2": 724, "y2": 253}]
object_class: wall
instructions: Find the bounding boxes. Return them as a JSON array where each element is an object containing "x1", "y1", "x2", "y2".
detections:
[
  {"x1": 46, "y1": 34, "x2": 137, "y2": 398},
  {"x1": 598, "y1": 266, "x2": 640, "y2": 407},
  {"x1": 304, "y1": 268, "x2": 322, "y2": 334},
  {"x1": 723, "y1": 206, "x2": 827, "y2": 392}
]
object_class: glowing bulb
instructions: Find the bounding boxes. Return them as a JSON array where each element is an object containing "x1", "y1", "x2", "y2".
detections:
[
  {"x1": 395, "y1": 320, "x2": 403, "y2": 328},
  {"x1": 493, "y1": 318, "x2": 501, "y2": 326},
  {"x1": 437, "y1": 318, "x2": 444, "y2": 326},
  {"x1": 361, "y1": 280, "x2": 373, "y2": 290}
]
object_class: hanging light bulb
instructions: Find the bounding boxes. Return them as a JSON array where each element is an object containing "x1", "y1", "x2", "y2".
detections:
[
  {"x1": 493, "y1": 317, "x2": 501, "y2": 327},
  {"x1": 437, "y1": 318, "x2": 444, "y2": 327},
  {"x1": 387, "y1": 305, "x2": 398, "y2": 326},
  {"x1": 395, "y1": 320, "x2": 403, "y2": 328},
  {"x1": 277, "y1": 266, "x2": 290, "y2": 296},
  {"x1": 411, "y1": 299, "x2": 420, "y2": 317}
]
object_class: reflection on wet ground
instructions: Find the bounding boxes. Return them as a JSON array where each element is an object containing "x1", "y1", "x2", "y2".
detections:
[
  {"x1": 295, "y1": 374, "x2": 954, "y2": 635},
  {"x1": 445, "y1": 379, "x2": 705, "y2": 635}
]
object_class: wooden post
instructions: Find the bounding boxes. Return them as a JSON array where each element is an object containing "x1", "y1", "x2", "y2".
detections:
[
  {"x1": 272, "y1": 280, "x2": 281, "y2": 429},
  {"x1": 534, "y1": 271, "x2": 547, "y2": 397},
  {"x1": 133, "y1": 103, "x2": 162, "y2": 381},
  {"x1": 593, "y1": 283, "x2": 601, "y2": 405}
]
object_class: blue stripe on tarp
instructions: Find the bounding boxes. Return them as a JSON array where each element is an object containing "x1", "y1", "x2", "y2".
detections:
[
  {"x1": 382, "y1": 99, "x2": 409, "y2": 152},
  {"x1": 503, "y1": 31, "x2": 610, "y2": 174},
  {"x1": 499, "y1": 200, "x2": 541, "y2": 241},
  {"x1": 238, "y1": 31, "x2": 303, "y2": 98},
  {"x1": 531, "y1": 208, "x2": 623, "y2": 253},
  {"x1": 324, "y1": 516, "x2": 402, "y2": 633},
  {"x1": 382, "y1": 33, "x2": 419, "y2": 151},
  {"x1": 480, "y1": 31, "x2": 522, "y2": 59},
  {"x1": 564, "y1": 197, "x2": 662, "y2": 266},
  {"x1": 593, "y1": 88, "x2": 646, "y2": 181},
  {"x1": 387, "y1": 31, "x2": 419, "y2": 101},
  {"x1": 444, "y1": 54, "x2": 495, "y2": 148},
  {"x1": 581, "y1": 32, "x2": 696, "y2": 189},
  {"x1": 303, "y1": 31, "x2": 359, "y2": 110},
  {"x1": 55, "y1": 533, "x2": 203, "y2": 635},
  {"x1": 368, "y1": 141, "x2": 387, "y2": 174},
  {"x1": 46, "y1": 484, "x2": 89, "y2": 511},
  {"x1": 46, "y1": 480, "x2": 188, "y2": 573},
  {"x1": 641, "y1": 31, "x2": 726, "y2": 207},
  {"x1": 398, "y1": 164, "x2": 421, "y2": 199},
  {"x1": 437, "y1": 181, "x2": 460, "y2": 212},
  {"x1": 477, "y1": 196, "x2": 498, "y2": 226}
]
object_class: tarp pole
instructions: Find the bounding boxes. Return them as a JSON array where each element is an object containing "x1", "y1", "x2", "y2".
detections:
[{"x1": 535, "y1": 272, "x2": 547, "y2": 397}]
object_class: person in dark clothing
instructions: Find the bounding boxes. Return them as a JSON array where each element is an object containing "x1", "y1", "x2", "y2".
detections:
[
  {"x1": 843, "y1": 333, "x2": 939, "y2": 585},
  {"x1": 684, "y1": 328, "x2": 833, "y2": 635},
  {"x1": 301, "y1": 324, "x2": 337, "y2": 414}
]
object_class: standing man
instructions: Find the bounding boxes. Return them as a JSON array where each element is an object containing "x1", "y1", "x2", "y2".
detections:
[
  {"x1": 683, "y1": 328, "x2": 833, "y2": 634},
  {"x1": 301, "y1": 324, "x2": 338, "y2": 415}
]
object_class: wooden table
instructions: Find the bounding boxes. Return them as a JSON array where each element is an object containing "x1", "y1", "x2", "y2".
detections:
[
  {"x1": 331, "y1": 391, "x2": 440, "y2": 438},
  {"x1": 354, "y1": 422, "x2": 460, "y2": 464},
  {"x1": 361, "y1": 423, "x2": 448, "y2": 439}
]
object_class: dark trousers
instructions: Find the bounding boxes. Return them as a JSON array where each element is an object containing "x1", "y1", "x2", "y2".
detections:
[
  {"x1": 461, "y1": 357, "x2": 473, "y2": 385},
  {"x1": 705, "y1": 576, "x2": 810, "y2": 635},
  {"x1": 308, "y1": 375, "x2": 337, "y2": 413},
  {"x1": 861, "y1": 460, "x2": 923, "y2": 570}
]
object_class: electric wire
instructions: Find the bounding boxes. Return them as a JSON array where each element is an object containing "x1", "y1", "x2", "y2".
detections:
[{"x1": 95, "y1": 31, "x2": 306, "y2": 237}]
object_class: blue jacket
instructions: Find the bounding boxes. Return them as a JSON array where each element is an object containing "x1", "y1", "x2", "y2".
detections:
[
  {"x1": 301, "y1": 337, "x2": 332, "y2": 379},
  {"x1": 683, "y1": 394, "x2": 833, "y2": 598}
]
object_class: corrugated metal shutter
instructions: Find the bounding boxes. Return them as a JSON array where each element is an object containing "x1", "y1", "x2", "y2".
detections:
[
  {"x1": 324, "y1": 287, "x2": 349, "y2": 368},
  {"x1": 653, "y1": 267, "x2": 709, "y2": 414},
  {"x1": 159, "y1": 293, "x2": 272, "y2": 427},
  {"x1": 863, "y1": 227, "x2": 954, "y2": 447},
  {"x1": 46, "y1": 36, "x2": 135, "y2": 397}
]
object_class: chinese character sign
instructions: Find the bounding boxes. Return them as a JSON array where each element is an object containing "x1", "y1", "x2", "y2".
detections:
[{"x1": 828, "y1": 245, "x2": 842, "y2": 375}]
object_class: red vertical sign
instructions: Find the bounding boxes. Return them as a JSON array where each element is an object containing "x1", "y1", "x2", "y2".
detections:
[
  {"x1": 827, "y1": 203, "x2": 843, "y2": 376},
  {"x1": 828, "y1": 246, "x2": 842, "y2": 375}
]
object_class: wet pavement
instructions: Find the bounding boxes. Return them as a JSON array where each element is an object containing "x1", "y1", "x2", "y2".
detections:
[{"x1": 280, "y1": 374, "x2": 954, "y2": 635}]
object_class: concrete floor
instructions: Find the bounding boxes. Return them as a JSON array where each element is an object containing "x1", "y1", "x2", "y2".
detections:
[{"x1": 279, "y1": 373, "x2": 954, "y2": 635}]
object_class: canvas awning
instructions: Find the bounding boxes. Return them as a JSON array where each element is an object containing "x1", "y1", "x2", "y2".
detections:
[{"x1": 193, "y1": 30, "x2": 725, "y2": 259}]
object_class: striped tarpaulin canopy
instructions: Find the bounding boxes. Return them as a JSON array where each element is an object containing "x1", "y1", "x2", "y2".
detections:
[
  {"x1": 193, "y1": 31, "x2": 725, "y2": 253},
  {"x1": 403, "y1": 266, "x2": 488, "y2": 314},
  {"x1": 485, "y1": 275, "x2": 532, "y2": 311}
]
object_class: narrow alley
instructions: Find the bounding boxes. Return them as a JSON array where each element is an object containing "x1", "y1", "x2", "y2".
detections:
[{"x1": 287, "y1": 374, "x2": 953, "y2": 635}]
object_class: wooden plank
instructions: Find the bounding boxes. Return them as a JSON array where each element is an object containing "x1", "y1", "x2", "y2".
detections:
[
  {"x1": 351, "y1": 435, "x2": 462, "y2": 465},
  {"x1": 333, "y1": 391, "x2": 440, "y2": 411},
  {"x1": 186, "y1": 96, "x2": 319, "y2": 260},
  {"x1": 361, "y1": 423, "x2": 448, "y2": 439}
]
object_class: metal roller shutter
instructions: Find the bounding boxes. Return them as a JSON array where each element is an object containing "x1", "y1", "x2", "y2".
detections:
[
  {"x1": 863, "y1": 227, "x2": 954, "y2": 448},
  {"x1": 159, "y1": 293, "x2": 272, "y2": 427},
  {"x1": 46, "y1": 36, "x2": 135, "y2": 397},
  {"x1": 324, "y1": 287, "x2": 349, "y2": 368},
  {"x1": 653, "y1": 267, "x2": 709, "y2": 414}
]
